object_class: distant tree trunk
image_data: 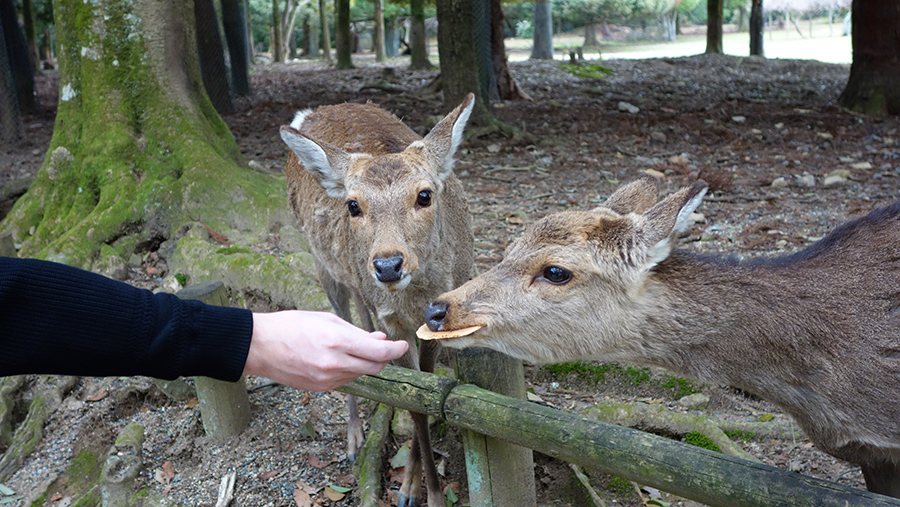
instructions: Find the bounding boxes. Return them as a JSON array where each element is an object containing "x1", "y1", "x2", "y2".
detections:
[
  {"x1": 195, "y1": 0, "x2": 235, "y2": 114},
  {"x1": 281, "y1": 0, "x2": 302, "y2": 59},
  {"x1": 0, "y1": 0, "x2": 268, "y2": 265},
  {"x1": 662, "y1": 11, "x2": 677, "y2": 42},
  {"x1": 273, "y1": 0, "x2": 284, "y2": 62},
  {"x1": 409, "y1": 0, "x2": 432, "y2": 69},
  {"x1": 0, "y1": 17, "x2": 24, "y2": 151},
  {"x1": 705, "y1": 0, "x2": 724, "y2": 54},
  {"x1": 437, "y1": 0, "x2": 494, "y2": 126},
  {"x1": 222, "y1": 0, "x2": 252, "y2": 96},
  {"x1": 319, "y1": 0, "x2": 332, "y2": 63},
  {"x1": 838, "y1": 0, "x2": 900, "y2": 115},
  {"x1": 22, "y1": 0, "x2": 39, "y2": 72},
  {"x1": 584, "y1": 20, "x2": 599, "y2": 46},
  {"x1": 0, "y1": 0, "x2": 37, "y2": 114},
  {"x1": 245, "y1": 0, "x2": 256, "y2": 62},
  {"x1": 491, "y1": 0, "x2": 530, "y2": 101},
  {"x1": 749, "y1": 0, "x2": 764, "y2": 56},
  {"x1": 335, "y1": 0, "x2": 352, "y2": 68},
  {"x1": 530, "y1": 0, "x2": 553, "y2": 60},
  {"x1": 373, "y1": 0, "x2": 385, "y2": 62}
]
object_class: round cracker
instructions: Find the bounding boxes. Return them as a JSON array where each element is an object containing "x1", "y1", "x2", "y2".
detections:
[{"x1": 416, "y1": 323, "x2": 484, "y2": 341}]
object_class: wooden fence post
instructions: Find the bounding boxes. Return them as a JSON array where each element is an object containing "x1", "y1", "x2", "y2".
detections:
[
  {"x1": 454, "y1": 348, "x2": 536, "y2": 507},
  {"x1": 175, "y1": 280, "x2": 251, "y2": 442}
]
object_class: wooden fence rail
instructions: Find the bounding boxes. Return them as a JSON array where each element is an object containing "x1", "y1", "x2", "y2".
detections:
[{"x1": 337, "y1": 365, "x2": 900, "y2": 507}]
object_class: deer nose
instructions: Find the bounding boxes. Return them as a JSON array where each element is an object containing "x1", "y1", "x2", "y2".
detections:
[
  {"x1": 424, "y1": 301, "x2": 448, "y2": 331},
  {"x1": 373, "y1": 254, "x2": 404, "y2": 283}
]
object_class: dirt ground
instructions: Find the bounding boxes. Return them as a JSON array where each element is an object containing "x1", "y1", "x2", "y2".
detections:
[{"x1": 3, "y1": 51, "x2": 900, "y2": 506}]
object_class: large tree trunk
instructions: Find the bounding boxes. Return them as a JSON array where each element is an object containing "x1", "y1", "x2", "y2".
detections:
[
  {"x1": 0, "y1": 0, "x2": 37, "y2": 114},
  {"x1": 437, "y1": 0, "x2": 493, "y2": 125},
  {"x1": 22, "y1": 0, "x2": 39, "y2": 72},
  {"x1": 583, "y1": 19, "x2": 599, "y2": 47},
  {"x1": 0, "y1": 0, "x2": 282, "y2": 268},
  {"x1": 334, "y1": 0, "x2": 352, "y2": 68},
  {"x1": 0, "y1": 15, "x2": 24, "y2": 150},
  {"x1": 705, "y1": 0, "x2": 724, "y2": 54},
  {"x1": 195, "y1": 0, "x2": 235, "y2": 114},
  {"x1": 749, "y1": 0, "x2": 764, "y2": 57},
  {"x1": 319, "y1": 0, "x2": 332, "y2": 63},
  {"x1": 222, "y1": 0, "x2": 252, "y2": 96},
  {"x1": 838, "y1": 0, "x2": 900, "y2": 115},
  {"x1": 491, "y1": 0, "x2": 530, "y2": 101},
  {"x1": 530, "y1": 0, "x2": 553, "y2": 60},
  {"x1": 408, "y1": 0, "x2": 432, "y2": 70},
  {"x1": 272, "y1": 0, "x2": 284, "y2": 62},
  {"x1": 373, "y1": 0, "x2": 385, "y2": 62}
]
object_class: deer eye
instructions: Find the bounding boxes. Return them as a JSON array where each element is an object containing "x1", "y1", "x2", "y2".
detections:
[
  {"x1": 416, "y1": 189, "x2": 432, "y2": 208},
  {"x1": 540, "y1": 266, "x2": 572, "y2": 284},
  {"x1": 347, "y1": 200, "x2": 362, "y2": 217}
]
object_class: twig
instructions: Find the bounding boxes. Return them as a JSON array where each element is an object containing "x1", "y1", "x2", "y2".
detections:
[
  {"x1": 568, "y1": 463, "x2": 608, "y2": 507},
  {"x1": 215, "y1": 471, "x2": 237, "y2": 507}
]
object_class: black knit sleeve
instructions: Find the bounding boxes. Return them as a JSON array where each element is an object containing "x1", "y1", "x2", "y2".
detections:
[{"x1": 0, "y1": 257, "x2": 253, "y2": 381}]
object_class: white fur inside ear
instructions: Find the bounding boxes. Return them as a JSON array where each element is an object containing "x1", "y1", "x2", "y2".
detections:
[
  {"x1": 290, "y1": 109, "x2": 312, "y2": 130},
  {"x1": 672, "y1": 187, "x2": 707, "y2": 235},
  {"x1": 280, "y1": 129, "x2": 346, "y2": 198}
]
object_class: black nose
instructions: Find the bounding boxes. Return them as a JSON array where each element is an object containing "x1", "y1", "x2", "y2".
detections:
[
  {"x1": 373, "y1": 255, "x2": 404, "y2": 283},
  {"x1": 424, "y1": 301, "x2": 449, "y2": 331}
]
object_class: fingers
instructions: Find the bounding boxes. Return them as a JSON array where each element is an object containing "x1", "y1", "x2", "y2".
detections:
[{"x1": 344, "y1": 333, "x2": 409, "y2": 363}]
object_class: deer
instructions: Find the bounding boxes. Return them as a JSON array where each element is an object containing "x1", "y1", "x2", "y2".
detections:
[
  {"x1": 280, "y1": 94, "x2": 475, "y2": 507},
  {"x1": 419, "y1": 174, "x2": 900, "y2": 499}
]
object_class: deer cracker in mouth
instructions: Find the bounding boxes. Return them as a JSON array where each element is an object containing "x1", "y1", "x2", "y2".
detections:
[{"x1": 423, "y1": 174, "x2": 900, "y2": 498}]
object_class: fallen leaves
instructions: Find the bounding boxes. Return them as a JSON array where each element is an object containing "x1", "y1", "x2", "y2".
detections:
[
  {"x1": 155, "y1": 461, "x2": 176, "y2": 494},
  {"x1": 292, "y1": 480, "x2": 353, "y2": 506}
]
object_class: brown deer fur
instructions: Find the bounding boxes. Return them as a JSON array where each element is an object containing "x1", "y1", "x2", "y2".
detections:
[
  {"x1": 281, "y1": 95, "x2": 475, "y2": 507},
  {"x1": 423, "y1": 174, "x2": 900, "y2": 498}
]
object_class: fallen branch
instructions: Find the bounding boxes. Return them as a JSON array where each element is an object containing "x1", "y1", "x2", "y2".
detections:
[
  {"x1": 569, "y1": 463, "x2": 608, "y2": 507},
  {"x1": 354, "y1": 403, "x2": 393, "y2": 507}
]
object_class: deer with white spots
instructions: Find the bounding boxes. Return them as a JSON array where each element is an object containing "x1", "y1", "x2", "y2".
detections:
[{"x1": 281, "y1": 94, "x2": 475, "y2": 507}]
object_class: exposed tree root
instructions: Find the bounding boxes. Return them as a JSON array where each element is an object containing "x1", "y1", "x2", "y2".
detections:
[
  {"x1": 354, "y1": 403, "x2": 394, "y2": 507},
  {"x1": 0, "y1": 376, "x2": 25, "y2": 450},
  {"x1": 467, "y1": 119, "x2": 535, "y2": 145},
  {"x1": 0, "y1": 376, "x2": 79, "y2": 481},
  {"x1": 582, "y1": 400, "x2": 800, "y2": 463}
]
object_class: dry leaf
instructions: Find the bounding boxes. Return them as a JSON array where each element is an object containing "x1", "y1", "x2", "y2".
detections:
[
  {"x1": 295, "y1": 480, "x2": 320, "y2": 495},
  {"x1": 50, "y1": 494, "x2": 63, "y2": 501},
  {"x1": 155, "y1": 461, "x2": 176, "y2": 485},
  {"x1": 86, "y1": 391, "x2": 108, "y2": 402},
  {"x1": 293, "y1": 488, "x2": 312, "y2": 507},
  {"x1": 324, "y1": 486, "x2": 346, "y2": 501},
  {"x1": 257, "y1": 468, "x2": 284, "y2": 480},
  {"x1": 185, "y1": 397, "x2": 199, "y2": 408},
  {"x1": 307, "y1": 455, "x2": 332, "y2": 469}
]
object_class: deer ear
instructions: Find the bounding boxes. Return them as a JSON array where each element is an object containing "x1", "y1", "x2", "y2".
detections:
[
  {"x1": 280, "y1": 125, "x2": 351, "y2": 199},
  {"x1": 599, "y1": 174, "x2": 661, "y2": 215},
  {"x1": 641, "y1": 180, "x2": 708, "y2": 268},
  {"x1": 415, "y1": 93, "x2": 475, "y2": 181}
]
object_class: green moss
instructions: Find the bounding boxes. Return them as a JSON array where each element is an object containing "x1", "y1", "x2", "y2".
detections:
[
  {"x1": 683, "y1": 431, "x2": 721, "y2": 453},
  {"x1": 605, "y1": 476, "x2": 632, "y2": 495},
  {"x1": 723, "y1": 429, "x2": 755, "y2": 442},
  {"x1": 542, "y1": 361, "x2": 651, "y2": 386},
  {"x1": 662, "y1": 376, "x2": 699, "y2": 399},
  {"x1": 218, "y1": 245, "x2": 251, "y2": 255},
  {"x1": 561, "y1": 63, "x2": 613, "y2": 79}
]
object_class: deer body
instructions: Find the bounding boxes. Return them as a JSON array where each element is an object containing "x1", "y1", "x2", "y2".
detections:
[
  {"x1": 281, "y1": 96, "x2": 475, "y2": 507},
  {"x1": 424, "y1": 175, "x2": 900, "y2": 497}
]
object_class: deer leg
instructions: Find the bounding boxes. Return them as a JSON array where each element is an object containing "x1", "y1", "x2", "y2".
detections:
[
  {"x1": 398, "y1": 434, "x2": 424, "y2": 507},
  {"x1": 862, "y1": 461, "x2": 900, "y2": 498}
]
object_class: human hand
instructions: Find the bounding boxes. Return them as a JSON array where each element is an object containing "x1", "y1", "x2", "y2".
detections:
[{"x1": 244, "y1": 310, "x2": 408, "y2": 391}]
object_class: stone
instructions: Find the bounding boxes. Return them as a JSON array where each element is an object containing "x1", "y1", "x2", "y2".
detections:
[
  {"x1": 771, "y1": 177, "x2": 789, "y2": 189},
  {"x1": 677, "y1": 393, "x2": 710, "y2": 410},
  {"x1": 618, "y1": 101, "x2": 640, "y2": 114}
]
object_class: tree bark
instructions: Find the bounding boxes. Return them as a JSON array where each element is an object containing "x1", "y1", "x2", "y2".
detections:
[
  {"x1": 195, "y1": 0, "x2": 235, "y2": 114},
  {"x1": 408, "y1": 0, "x2": 432, "y2": 69},
  {"x1": 749, "y1": 0, "x2": 764, "y2": 57},
  {"x1": 273, "y1": 0, "x2": 284, "y2": 62},
  {"x1": 373, "y1": 0, "x2": 385, "y2": 62},
  {"x1": 0, "y1": 0, "x2": 37, "y2": 114},
  {"x1": 705, "y1": 0, "x2": 724, "y2": 54},
  {"x1": 491, "y1": 0, "x2": 530, "y2": 101},
  {"x1": 838, "y1": 0, "x2": 900, "y2": 115},
  {"x1": 0, "y1": 16, "x2": 24, "y2": 151},
  {"x1": 530, "y1": 0, "x2": 553, "y2": 60},
  {"x1": 319, "y1": 0, "x2": 332, "y2": 62},
  {"x1": 222, "y1": 0, "x2": 252, "y2": 96},
  {"x1": 22, "y1": 0, "x2": 39, "y2": 72},
  {"x1": 437, "y1": 0, "x2": 494, "y2": 126},
  {"x1": 0, "y1": 0, "x2": 281, "y2": 267},
  {"x1": 335, "y1": 0, "x2": 352, "y2": 68},
  {"x1": 583, "y1": 19, "x2": 599, "y2": 47}
]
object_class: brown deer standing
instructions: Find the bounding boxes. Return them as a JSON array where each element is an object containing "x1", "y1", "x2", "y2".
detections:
[
  {"x1": 420, "y1": 174, "x2": 900, "y2": 498},
  {"x1": 281, "y1": 95, "x2": 475, "y2": 507}
]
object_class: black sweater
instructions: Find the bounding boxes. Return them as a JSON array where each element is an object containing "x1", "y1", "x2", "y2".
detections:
[{"x1": 0, "y1": 257, "x2": 252, "y2": 381}]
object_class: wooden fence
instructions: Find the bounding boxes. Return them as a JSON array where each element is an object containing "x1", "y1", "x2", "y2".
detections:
[{"x1": 338, "y1": 365, "x2": 900, "y2": 507}]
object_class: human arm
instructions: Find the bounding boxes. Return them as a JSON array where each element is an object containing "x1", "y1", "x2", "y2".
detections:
[{"x1": 244, "y1": 311, "x2": 408, "y2": 391}]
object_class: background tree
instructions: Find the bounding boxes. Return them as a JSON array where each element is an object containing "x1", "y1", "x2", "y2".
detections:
[
  {"x1": 320, "y1": 0, "x2": 333, "y2": 62},
  {"x1": 558, "y1": 0, "x2": 633, "y2": 47},
  {"x1": 408, "y1": 0, "x2": 432, "y2": 69},
  {"x1": 0, "y1": 0, "x2": 285, "y2": 268},
  {"x1": 749, "y1": 0, "x2": 763, "y2": 56},
  {"x1": 222, "y1": 0, "x2": 252, "y2": 96},
  {"x1": 0, "y1": 16, "x2": 24, "y2": 151},
  {"x1": 273, "y1": 0, "x2": 284, "y2": 62},
  {"x1": 492, "y1": 0, "x2": 530, "y2": 100},
  {"x1": 373, "y1": 0, "x2": 386, "y2": 62},
  {"x1": 437, "y1": 0, "x2": 493, "y2": 124},
  {"x1": 838, "y1": 0, "x2": 900, "y2": 115},
  {"x1": 335, "y1": 0, "x2": 352, "y2": 68},
  {"x1": 195, "y1": 0, "x2": 235, "y2": 114},
  {"x1": 705, "y1": 0, "x2": 724, "y2": 53},
  {"x1": 1, "y1": 0, "x2": 38, "y2": 115},
  {"x1": 530, "y1": 0, "x2": 554, "y2": 60}
]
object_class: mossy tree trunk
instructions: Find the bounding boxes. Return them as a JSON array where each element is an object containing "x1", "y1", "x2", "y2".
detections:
[
  {"x1": 436, "y1": 0, "x2": 494, "y2": 126},
  {"x1": 408, "y1": 0, "x2": 432, "y2": 70},
  {"x1": 705, "y1": 0, "x2": 724, "y2": 54},
  {"x1": 838, "y1": 0, "x2": 900, "y2": 115},
  {"x1": 335, "y1": 0, "x2": 353, "y2": 69},
  {"x1": 0, "y1": 0, "x2": 283, "y2": 269}
]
